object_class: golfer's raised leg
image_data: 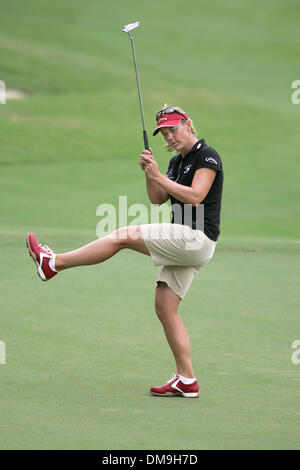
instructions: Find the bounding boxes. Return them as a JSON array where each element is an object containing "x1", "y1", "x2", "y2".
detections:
[
  {"x1": 27, "y1": 226, "x2": 150, "y2": 281},
  {"x1": 55, "y1": 226, "x2": 149, "y2": 270}
]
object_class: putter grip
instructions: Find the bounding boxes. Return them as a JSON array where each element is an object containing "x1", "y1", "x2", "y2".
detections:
[{"x1": 143, "y1": 131, "x2": 149, "y2": 150}]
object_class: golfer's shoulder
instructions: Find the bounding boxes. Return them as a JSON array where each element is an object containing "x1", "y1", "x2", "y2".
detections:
[
  {"x1": 197, "y1": 143, "x2": 223, "y2": 171},
  {"x1": 197, "y1": 144, "x2": 222, "y2": 166}
]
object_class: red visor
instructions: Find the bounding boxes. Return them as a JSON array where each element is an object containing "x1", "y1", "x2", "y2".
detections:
[{"x1": 152, "y1": 112, "x2": 188, "y2": 136}]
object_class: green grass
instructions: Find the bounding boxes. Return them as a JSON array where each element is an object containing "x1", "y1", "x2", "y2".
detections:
[{"x1": 0, "y1": 0, "x2": 300, "y2": 450}]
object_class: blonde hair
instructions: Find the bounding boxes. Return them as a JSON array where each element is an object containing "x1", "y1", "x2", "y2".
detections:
[{"x1": 157, "y1": 103, "x2": 197, "y2": 152}]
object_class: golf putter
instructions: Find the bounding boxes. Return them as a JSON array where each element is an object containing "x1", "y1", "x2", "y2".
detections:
[{"x1": 122, "y1": 22, "x2": 149, "y2": 150}]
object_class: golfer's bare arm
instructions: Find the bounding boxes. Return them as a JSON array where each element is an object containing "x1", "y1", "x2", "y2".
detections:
[
  {"x1": 145, "y1": 176, "x2": 169, "y2": 205},
  {"x1": 140, "y1": 150, "x2": 216, "y2": 205},
  {"x1": 156, "y1": 168, "x2": 216, "y2": 206}
]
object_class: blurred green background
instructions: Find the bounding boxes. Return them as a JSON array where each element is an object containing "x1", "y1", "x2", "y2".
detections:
[{"x1": 0, "y1": 0, "x2": 299, "y2": 450}]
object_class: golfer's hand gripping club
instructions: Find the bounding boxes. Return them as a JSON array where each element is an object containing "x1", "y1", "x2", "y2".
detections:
[{"x1": 139, "y1": 148, "x2": 154, "y2": 171}]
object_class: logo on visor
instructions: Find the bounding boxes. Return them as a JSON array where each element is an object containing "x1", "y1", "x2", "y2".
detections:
[{"x1": 158, "y1": 117, "x2": 168, "y2": 124}]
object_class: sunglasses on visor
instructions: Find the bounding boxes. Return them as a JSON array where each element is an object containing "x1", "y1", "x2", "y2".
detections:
[{"x1": 156, "y1": 107, "x2": 188, "y2": 122}]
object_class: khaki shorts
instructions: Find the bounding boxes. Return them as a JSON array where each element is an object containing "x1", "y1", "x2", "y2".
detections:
[{"x1": 140, "y1": 223, "x2": 217, "y2": 299}]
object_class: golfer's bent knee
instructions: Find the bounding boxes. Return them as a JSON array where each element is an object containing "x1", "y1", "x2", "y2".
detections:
[
  {"x1": 112, "y1": 226, "x2": 140, "y2": 249},
  {"x1": 115, "y1": 226, "x2": 141, "y2": 249}
]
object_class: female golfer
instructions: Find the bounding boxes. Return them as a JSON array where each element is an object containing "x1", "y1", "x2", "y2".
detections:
[{"x1": 27, "y1": 105, "x2": 224, "y2": 398}]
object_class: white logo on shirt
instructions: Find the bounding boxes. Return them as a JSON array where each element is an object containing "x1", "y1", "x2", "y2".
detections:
[
  {"x1": 183, "y1": 164, "x2": 192, "y2": 174},
  {"x1": 167, "y1": 169, "x2": 175, "y2": 179},
  {"x1": 205, "y1": 157, "x2": 218, "y2": 165}
]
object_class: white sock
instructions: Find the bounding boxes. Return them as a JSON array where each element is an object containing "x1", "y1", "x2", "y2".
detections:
[
  {"x1": 179, "y1": 375, "x2": 196, "y2": 384},
  {"x1": 49, "y1": 255, "x2": 57, "y2": 272}
]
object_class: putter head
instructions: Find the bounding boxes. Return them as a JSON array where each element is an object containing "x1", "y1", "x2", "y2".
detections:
[{"x1": 122, "y1": 21, "x2": 140, "y2": 33}]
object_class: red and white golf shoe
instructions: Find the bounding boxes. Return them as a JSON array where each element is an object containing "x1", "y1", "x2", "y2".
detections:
[
  {"x1": 26, "y1": 233, "x2": 58, "y2": 281},
  {"x1": 150, "y1": 374, "x2": 199, "y2": 398}
]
